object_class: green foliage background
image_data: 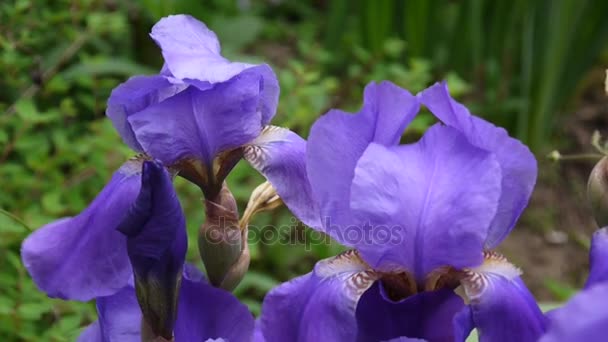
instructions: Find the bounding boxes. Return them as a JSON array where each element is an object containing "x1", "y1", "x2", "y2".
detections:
[{"x1": 0, "y1": 0, "x2": 607, "y2": 340}]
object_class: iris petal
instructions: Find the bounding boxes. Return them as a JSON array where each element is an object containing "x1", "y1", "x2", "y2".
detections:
[
  {"x1": 356, "y1": 282, "x2": 464, "y2": 342},
  {"x1": 77, "y1": 286, "x2": 142, "y2": 342},
  {"x1": 260, "y1": 250, "x2": 377, "y2": 342},
  {"x1": 458, "y1": 254, "x2": 546, "y2": 342},
  {"x1": 150, "y1": 15, "x2": 279, "y2": 124},
  {"x1": 350, "y1": 125, "x2": 501, "y2": 277},
  {"x1": 106, "y1": 75, "x2": 184, "y2": 151},
  {"x1": 585, "y1": 227, "x2": 608, "y2": 288},
  {"x1": 21, "y1": 159, "x2": 143, "y2": 300},
  {"x1": 174, "y1": 265, "x2": 254, "y2": 342},
  {"x1": 419, "y1": 82, "x2": 537, "y2": 248},
  {"x1": 539, "y1": 282, "x2": 608, "y2": 342},
  {"x1": 306, "y1": 81, "x2": 419, "y2": 241},
  {"x1": 244, "y1": 125, "x2": 321, "y2": 228},
  {"x1": 128, "y1": 73, "x2": 264, "y2": 168}
]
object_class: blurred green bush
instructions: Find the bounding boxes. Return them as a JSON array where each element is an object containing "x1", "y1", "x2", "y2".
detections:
[{"x1": 0, "y1": 0, "x2": 606, "y2": 340}]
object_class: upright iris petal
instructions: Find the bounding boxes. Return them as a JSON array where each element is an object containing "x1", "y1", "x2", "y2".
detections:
[
  {"x1": 106, "y1": 14, "x2": 279, "y2": 198},
  {"x1": 350, "y1": 125, "x2": 501, "y2": 276},
  {"x1": 117, "y1": 160, "x2": 186, "y2": 340},
  {"x1": 419, "y1": 82, "x2": 537, "y2": 248},
  {"x1": 21, "y1": 158, "x2": 145, "y2": 300}
]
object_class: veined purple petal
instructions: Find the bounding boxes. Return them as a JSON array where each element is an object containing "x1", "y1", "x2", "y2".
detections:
[
  {"x1": 21, "y1": 159, "x2": 144, "y2": 300},
  {"x1": 306, "y1": 81, "x2": 419, "y2": 241},
  {"x1": 106, "y1": 75, "x2": 186, "y2": 151},
  {"x1": 539, "y1": 282, "x2": 608, "y2": 342},
  {"x1": 127, "y1": 71, "x2": 264, "y2": 167},
  {"x1": 418, "y1": 82, "x2": 537, "y2": 248},
  {"x1": 244, "y1": 126, "x2": 321, "y2": 229},
  {"x1": 260, "y1": 250, "x2": 378, "y2": 342},
  {"x1": 356, "y1": 282, "x2": 464, "y2": 342},
  {"x1": 585, "y1": 227, "x2": 608, "y2": 288},
  {"x1": 150, "y1": 15, "x2": 279, "y2": 124},
  {"x1": 174, "y1": 265, "x2": 254, "y2": 342},
  {"x1": 350, "y1": 125, "x2": 501, "y2": 278},
  {"x1": 77, "y1": 286, "x2": 142, "y2": 342},
  {"x1": 457, "y1": 255, "x2": 546, "y2": 342}
]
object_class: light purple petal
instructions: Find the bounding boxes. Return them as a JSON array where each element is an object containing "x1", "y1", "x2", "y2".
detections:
[
  {"x1": 21, "y1": 160, "x2": 143, "y2": 300},
  {"x1": 260, "y1": 251, "x2": 377, "y2": 342},
  {"x1": 150, "y1": 15, "x2": 279, "y2": 124},
  {"x1": 127, "y1": 72, "x2": 264, "y2": 166},
  {"x1": 539, "y1": 282, "x2": 608, "y2": 342},
  {"x1": 463, "y1": 276, "x2": 546, "y2": 342},
  {"x1": 356, "y1": 282, "x2": 464, "y2": 342},
  {"x1": 77, "y1": 321, "x2": 102, "y2": 342},
  {"x1": 174, "y1": 264, "x2": 254, "y2": 342},
  {"x1": 106, "y1": 75, "x2": 185, "y2": 151},
  {"x1": 76, "y1": 286, "x2": 142, "y2": 342},
  {"x1": 306, "y1": 81, "x2": 419, "y2": 241},
  {"x1": 150, "y1": 14, "x2": 253, "y2": 84},
  {"x1": 585, "y1": 227, "x2": 608, "y2": 288},
  {"x1": 419, "y1": 82, "x2": 537, "y2": 248},
  {"x1": 244, "y1": 126, "x2": 321, "y2": 228},
  {"x1": 350, "y1": 125, "x2": 501, "y2": 278}
]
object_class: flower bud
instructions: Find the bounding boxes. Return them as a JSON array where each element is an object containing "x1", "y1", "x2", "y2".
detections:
[
  {"x1": 198, "y1": 183, "x2": 249, "y2": 291},
  {"x1": 588, "y1": 156, "x2": 608, "y2": 227}
]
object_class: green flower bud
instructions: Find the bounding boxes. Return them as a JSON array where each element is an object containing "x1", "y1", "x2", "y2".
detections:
[{"x1": 198, "y1": 183, "x2": 249, "y2": 291}]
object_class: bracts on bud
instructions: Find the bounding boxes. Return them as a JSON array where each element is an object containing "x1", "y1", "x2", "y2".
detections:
[
  {"x1": 588, "y1": 156, "x2": 608, "y2": 227},
  {"x1": 199, "y1": 183, "x2": 250, "y2": 291}
]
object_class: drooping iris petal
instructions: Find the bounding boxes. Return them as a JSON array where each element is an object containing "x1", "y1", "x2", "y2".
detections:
[
  {"x1": 174, "y1": 265, "x2": 254, "y2": 342},
  {"x1": 127, "y1": 71, "x2": 264, "y2": 168},
  {"x1": 117, "y1": 160, "x2": 186, "y2": 339},
  {"x1": 350, "y1": 125, "x2": 501, "y2": 277},
  {"x1": 244, "y1": 125, "x2": 321, "y2": 228},
  {"x1": 21, "y1": 159, "x2": 144, "y2": 300},
  {"x1": 77, "y1": 286, "x2": 142, "y2": 342},
  {"x1": 260, "y1": 250, "x2": 378, "y2": 342},
  {"x1": 457, "y1": 254, "x2": 546, "y2": 342},
  {"x1": 539, "y1": 282, "x2": 608, "y2": 342},
  {"x1": 418, "y1": 82, "x2": 537, "y2": 248},
  {"x1": 106, "y1": 75, "x2": 185, "y2": 151},
  {"x1": 306, "y1": 81, "x2": 419, "y2": 240},
  {"x1": 356, "y1": 282, "x2": 464, "y2": 342},
  {"x1": 585, "y1": 227, "x2": 608, "y2": 288},
  {"x1": 150, "y1": 14, "x2": 279, "y2": 124}
]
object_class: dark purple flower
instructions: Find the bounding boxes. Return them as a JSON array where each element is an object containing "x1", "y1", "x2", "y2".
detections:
[
  {"x1": 21, "y1": 157, "x2": 147, "y2": 300},
  {"x1": 258, "y1": 81, "x2": 542, "y2": 341},
  {"x1": 107, "y1": 14, "x2": 279, "y2": 198},
  {"x1": 78, "y1": 265, "x2": 254, "y2": 342},
  {"x1": 117, "y1": 160, "x2": 186, "y2": 339}
]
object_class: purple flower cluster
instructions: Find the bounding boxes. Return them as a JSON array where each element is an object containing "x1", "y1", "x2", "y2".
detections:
[{"x1": 20, "y1": 14, "x2": 608, "y2": 342}]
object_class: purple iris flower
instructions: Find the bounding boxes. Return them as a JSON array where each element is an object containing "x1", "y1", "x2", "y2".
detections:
[
  {"x1": 107, "y1": 14, "x2": 279, "y2": 198},
  {"x1": 539, "y1": 227, "x2": 608, "y2": 342},
  {"x1": 21, "y1": 14, "x2": 285, "y2": 301},
  {"x1": 258, "y1": 81, "x2": 542, "y2": 341},
  {"x1": 77, "y1": 160, "x2": 254, "y2": 341}
]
